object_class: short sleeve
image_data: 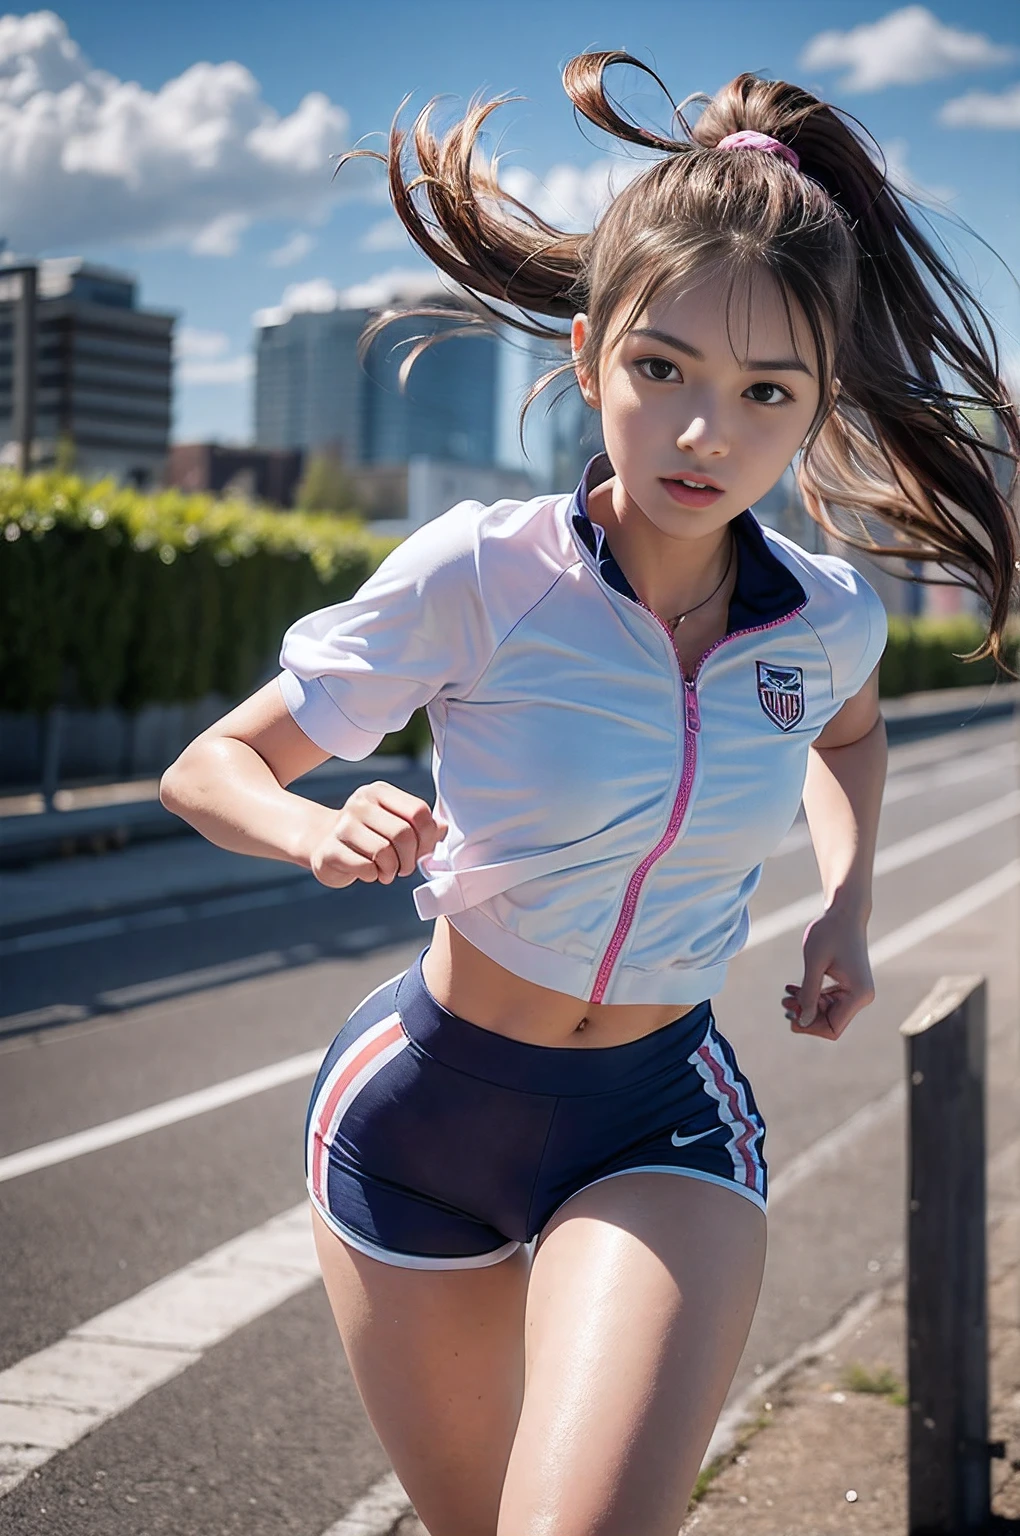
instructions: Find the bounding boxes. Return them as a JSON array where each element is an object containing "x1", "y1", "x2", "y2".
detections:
[
  {"x1": 814, "y1": 555, "x2": 888, "y2": 706},
  {"x1": 277, "y1": 501, "x2": 495, "y2": 760}
]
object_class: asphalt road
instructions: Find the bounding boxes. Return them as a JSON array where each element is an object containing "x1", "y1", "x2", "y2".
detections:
[{"x1": 1, "y1": 716, "x2": 1018, "y2": 1536}]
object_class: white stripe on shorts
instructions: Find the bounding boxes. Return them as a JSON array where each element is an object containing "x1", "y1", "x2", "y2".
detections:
[
  {"x1": 687, "y1": 1027, "x2": 766, "y2": 1195},
  {"x1": 307, "y1": 1013, "x2": 409, "y2": 1204}
]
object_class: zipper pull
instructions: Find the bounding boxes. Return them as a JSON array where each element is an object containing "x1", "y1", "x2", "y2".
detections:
[{"x1": 684, "y1": 678, "x2": 701, "y2": 733}]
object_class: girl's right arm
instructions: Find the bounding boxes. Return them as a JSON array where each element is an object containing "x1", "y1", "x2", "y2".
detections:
[{"x1": 159, "y1": 675, "x2": 447, "y2": 887}]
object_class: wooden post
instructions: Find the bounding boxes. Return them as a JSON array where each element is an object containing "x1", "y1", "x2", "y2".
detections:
[{"x1": 900, "y1": 975, "x2": 989, "y2": 1535}]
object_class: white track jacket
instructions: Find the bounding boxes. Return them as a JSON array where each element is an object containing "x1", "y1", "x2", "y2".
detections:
[{"x1": 278, "y1": 454, "x2": 887, "y2": 1005}]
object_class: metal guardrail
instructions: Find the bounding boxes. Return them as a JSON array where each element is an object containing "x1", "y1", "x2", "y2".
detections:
[
  {"x1": 0, "y1": 755, "x2": 434, "y2": 868},
  {"x1": 900, "y1": 974, "x2": 1007, "y2": 1534}
]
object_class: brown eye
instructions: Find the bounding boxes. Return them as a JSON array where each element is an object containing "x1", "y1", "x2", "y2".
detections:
[
  {"x1": 637, "y1": 357, "x2": 680, "y2": 382},
  {"x1": 745, "y1": 381, "x2": 791, "y2": 405}
]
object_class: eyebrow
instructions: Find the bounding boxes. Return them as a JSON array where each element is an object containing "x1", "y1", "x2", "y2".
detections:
[{"x1": 629, "y1": 326, "x2": 814, "y2": 376}]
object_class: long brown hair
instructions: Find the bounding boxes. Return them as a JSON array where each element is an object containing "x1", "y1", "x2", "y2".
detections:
[{"x1": 338, "y1": 51, "x2": 1020, "y2": 662}]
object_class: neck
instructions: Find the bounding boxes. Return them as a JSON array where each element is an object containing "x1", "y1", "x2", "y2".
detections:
[{"x1": 587, "y1": 478, "x2": 735, "y2": 621}]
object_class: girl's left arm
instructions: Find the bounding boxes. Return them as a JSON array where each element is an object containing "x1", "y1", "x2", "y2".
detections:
[{"x1": 783, "y1": 664, "x2": 887, "y2": 1040}]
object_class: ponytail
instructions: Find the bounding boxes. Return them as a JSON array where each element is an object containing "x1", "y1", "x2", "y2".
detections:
[{"x1": 337, "y1": 52, "x2": 1019, "y2": 663}]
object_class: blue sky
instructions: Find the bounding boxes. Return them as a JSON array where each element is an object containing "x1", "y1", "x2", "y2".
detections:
[{"x1": 2, "y1": 1, "x2": 1017, "y2": 446}]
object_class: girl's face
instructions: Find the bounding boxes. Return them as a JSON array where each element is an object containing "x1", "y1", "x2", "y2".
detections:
[{"x1": 573, "y1": 268, "x2": 826, "y2": 543}]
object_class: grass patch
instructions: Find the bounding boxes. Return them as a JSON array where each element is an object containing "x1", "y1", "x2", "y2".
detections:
[
  {"x1": 687, "y1": 1410, "x2": 773, "y2": 1508},
  {"x1": 842, "y1": 1362, "x2": 907, "y2": 1406}
]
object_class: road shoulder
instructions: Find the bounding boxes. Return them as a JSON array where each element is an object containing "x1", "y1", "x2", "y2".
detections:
[{"x1": 681, "y1": 1160, "x2": 1020, "y2": 1533}]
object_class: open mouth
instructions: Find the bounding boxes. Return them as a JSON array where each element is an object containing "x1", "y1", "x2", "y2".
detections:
[{"x1": 660, "y1": 477, "x2": 725, "y2": 505}]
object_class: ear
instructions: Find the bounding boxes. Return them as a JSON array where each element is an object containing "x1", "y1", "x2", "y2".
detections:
[{"x1": 571, "y1": 313, "x2": 600, "y2": 409}]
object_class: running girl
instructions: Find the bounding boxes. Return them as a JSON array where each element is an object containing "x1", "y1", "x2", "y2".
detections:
[{"x1": 162, "y1": 52, "x2": 1019, "y2": 1536}]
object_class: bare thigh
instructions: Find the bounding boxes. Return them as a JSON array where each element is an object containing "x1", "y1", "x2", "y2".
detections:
[
  {"x1": 311, "y1": 1205, "x2": 529, "y2": 1536},
  {"x1": 497, "y1": 1172, "x2": 767, "y2": 1536}
]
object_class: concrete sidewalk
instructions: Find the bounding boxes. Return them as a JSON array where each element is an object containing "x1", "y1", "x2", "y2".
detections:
[{"x1": 679, "y1": 1148, "x2": 1020, "y2": 1534}]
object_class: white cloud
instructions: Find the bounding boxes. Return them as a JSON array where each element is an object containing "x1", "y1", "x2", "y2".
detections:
[
  {"x1": 252, "y1": 154, "x2": 654, "y2": 335},
  {"x1": 253, "y1": 266, "x2": 449, "y2": 328},
  {"x1": 189, "y1": 212, "x2": 250, "y2": 258},
  {"x1": 939, "y1": 81, "x2": 1020, "y2": 129},
  {"x1": 800, "y1": 5, "x2": 1016, "y2": 92},
  {"x1": 353, "y1": 156, "x2": 649, "y2": 261},
  {"x1": 0, "y1": 10, "x2": 367, "y2": 254},
  {"x1": 174, "y1": 326, "x2": 230, "y2": 359},
  {"x1": 338, "y1": 267, "x2": 447, "y2": 310},
  {"x1": 879, "y1": 137, "x2": 955, "y2": 206},
  {"x1": 499, "y1": 156, "x2": 648, "y2": 231},
  {"x1": 267, "y1": 230, "x2": 316, "y2": 266},
  {"x1": 253, "y1": 276, "x2": 343, "y2": 327},
  {"x1": 360, "y1": 216, "x2": 409, "y2": 252},
  {"x1": 176, "y1": 353, "x2": 254, "y2": 385},
  {"x1": 173, "y1": 325, "x2": 251, "y2": 383}
]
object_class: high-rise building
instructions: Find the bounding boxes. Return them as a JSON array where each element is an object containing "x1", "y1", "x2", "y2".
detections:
[
  {"x1": 254, "y1": 306, "x2": 366, "y2": 463},
  {"x1": 495, "y1": 332, "x2": 603, "y2": 494},
  {"x1": 0, "y1": 257, "x2": 174, "y2": 486},
  {"x1": 254, "y1": 291, "x2": 497, "y2": 468}
]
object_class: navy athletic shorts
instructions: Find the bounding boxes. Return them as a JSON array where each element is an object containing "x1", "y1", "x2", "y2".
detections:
[{"x1": 305, "y1": 947, "x2": 767, "y2": 1270}]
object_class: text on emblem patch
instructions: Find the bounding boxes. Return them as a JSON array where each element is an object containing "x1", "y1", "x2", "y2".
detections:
[{"x1": 756, "y1": 662, "x2": 805, "y2": 731}]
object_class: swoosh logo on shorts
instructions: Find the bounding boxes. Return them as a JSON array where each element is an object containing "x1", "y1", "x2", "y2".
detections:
[{"x1": 670, "y1": 1126, "x2": 720, "y2": 1148}]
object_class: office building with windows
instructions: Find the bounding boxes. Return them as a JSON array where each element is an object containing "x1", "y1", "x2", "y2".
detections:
[
  {"x1": 254, "y1": 292, "x2": 498, "y2": 470},
  {"x1": 0, "y1": 257, "x2": 174, "y2": 486}
]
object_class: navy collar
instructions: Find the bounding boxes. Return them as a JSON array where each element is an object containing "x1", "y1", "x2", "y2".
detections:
[{"x1": 569, "y1": 453, "x2": 805, "y2": 633}]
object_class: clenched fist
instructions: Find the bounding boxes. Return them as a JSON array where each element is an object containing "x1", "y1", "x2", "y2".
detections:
[{"x1": 308, "y1": 781, "x2": 449, "y2": 889}]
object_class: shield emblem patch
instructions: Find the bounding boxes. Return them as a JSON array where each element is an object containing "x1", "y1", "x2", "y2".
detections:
[{"x1": 756, "y1": 662, "x2": 805, "y2": 731}]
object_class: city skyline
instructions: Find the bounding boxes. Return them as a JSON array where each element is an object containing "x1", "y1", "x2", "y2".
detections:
[{"x1": 0, "y1": 2, "x2": 1017, "y2": 456}]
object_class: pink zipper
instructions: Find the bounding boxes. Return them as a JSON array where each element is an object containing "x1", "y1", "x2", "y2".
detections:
[{"x1": 587, "y1": 603, "x2": 804, "y2": 1004}]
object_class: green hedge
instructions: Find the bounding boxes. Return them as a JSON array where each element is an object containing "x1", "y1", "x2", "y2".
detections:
[
  {"x1": 0, "y1": 466, "x2": 393, "y2": 703},
  {"x1": 0, "y1": 472, "x2": 1013, "y2": 751},
  {"x1": 879, "y1": 616, "x2": 1019, "y2": 697}
]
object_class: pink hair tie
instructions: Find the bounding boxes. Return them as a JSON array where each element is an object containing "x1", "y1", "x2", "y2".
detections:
[{"x1": 715, "y1": 130, "x2": 800, "y2": 171}]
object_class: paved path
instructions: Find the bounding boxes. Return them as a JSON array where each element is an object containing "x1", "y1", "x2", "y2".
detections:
[{"x1": 0, "y1": 717, "x2": 1017, "y2": 1534}]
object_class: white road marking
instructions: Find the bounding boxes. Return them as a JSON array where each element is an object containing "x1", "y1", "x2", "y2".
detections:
[
  {"x1": 1, "y1": 871, "x2": 1014, "y2": 1508},
  {"x1": 0, "y1": 1204, "x2": 319, "y2": 1497},
  {"x1": 747, "y1": 791, "x2": 1019, "y2": 947},
  {"x1": 882, "y1": 742, "x2": 1016, "y2": 804},
  {"x1": 868, "y1": 858, "x2": 1020, "y2": 967},
  {"x1": 0, "y1": 1051, "x2": 323, "y2": 1185},
  {"x1": 3, "y1": 834, "x2": 1016, "y2": 1187},
  {"x1": 768, "y1": 1082, "x2": 905, "y2": 1207},
  {"x1": 882, "y1": 721, "x2": 1013, "y2": 776},
  {"x1": 0, "y1": 930, "x2": 399, "y2": 1037},
  {"x1": 0, "y1": 880, "x2": 329, "y2": 957},
  {"x1": 97, "y1": 951, "x2": 292, "y2": 1010},
  {"x1": 758, "y1": 863, "x2": 1020, "y2": 1208},
  {"x1": 773, "y1": 742, "x2": 1017, "y2": 857}
]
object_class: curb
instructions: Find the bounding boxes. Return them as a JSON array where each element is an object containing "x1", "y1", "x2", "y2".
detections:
[{"x1": 879, "y1": 683, "x2": 1018, "y2": 742}]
